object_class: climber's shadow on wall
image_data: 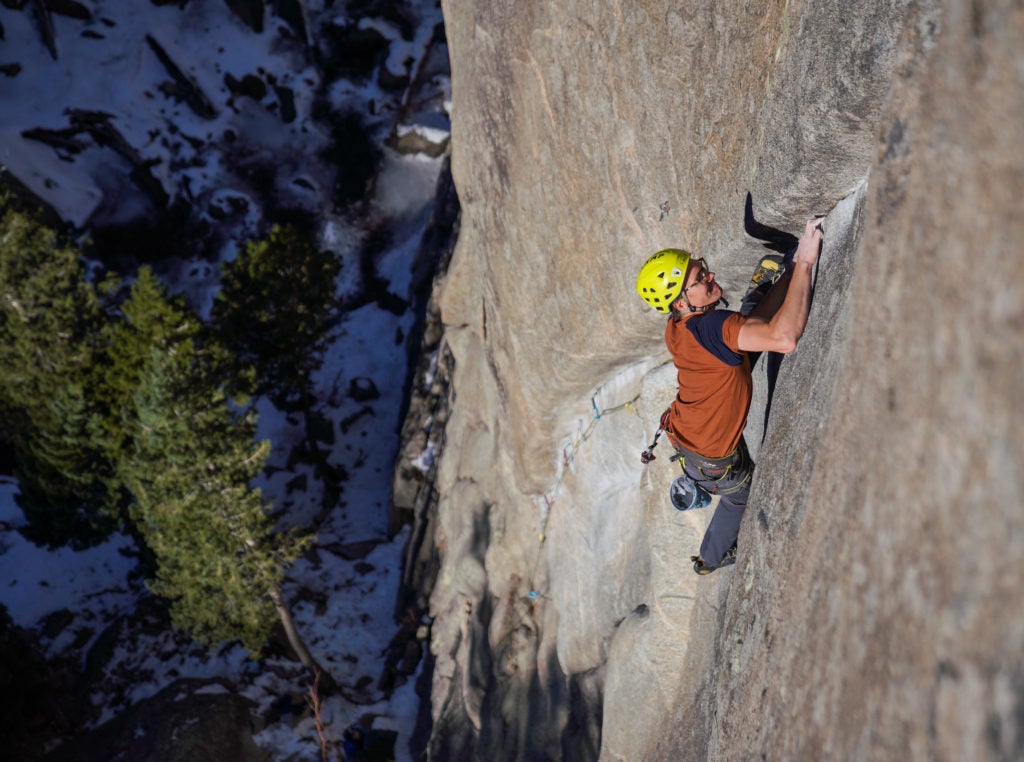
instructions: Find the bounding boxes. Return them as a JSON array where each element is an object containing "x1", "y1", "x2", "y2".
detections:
[{"x1": 741, "y1": 192, "x2": 799, "y2": 447}]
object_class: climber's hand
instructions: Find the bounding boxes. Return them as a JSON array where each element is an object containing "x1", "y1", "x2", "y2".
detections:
[{"x1": 793, "y1": 217, "x2": 825, "y2": 265}]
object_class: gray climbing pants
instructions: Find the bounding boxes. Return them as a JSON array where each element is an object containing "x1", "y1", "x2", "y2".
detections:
[{"x1": 678, "y1": 437, "x2": 754, "y2": 567}]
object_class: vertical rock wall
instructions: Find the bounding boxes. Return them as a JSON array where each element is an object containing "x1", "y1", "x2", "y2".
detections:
[
  {"x1": 674, "y1": 2, "x2": 1024, "y2": 759},
  {"x1": 416, "y1": 0, "x2": 1023, "y2": 758}
]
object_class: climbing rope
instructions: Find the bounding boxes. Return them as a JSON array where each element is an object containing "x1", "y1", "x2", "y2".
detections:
[
  {"x1": 490, "y1": 391, "x2": 645, "y2": 654},
  {"x1": 525, "y1": 392, "x2": 642, "y2": 599}
]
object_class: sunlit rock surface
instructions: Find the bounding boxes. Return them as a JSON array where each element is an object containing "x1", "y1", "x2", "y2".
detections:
[{"x1": 420, "y1": 0, "x2": 1023, "y2": 758}]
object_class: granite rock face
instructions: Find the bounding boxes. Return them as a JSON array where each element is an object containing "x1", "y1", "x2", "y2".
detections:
[{"x1": 419, "y1": 0, "x2": 1023, "y2": 758}]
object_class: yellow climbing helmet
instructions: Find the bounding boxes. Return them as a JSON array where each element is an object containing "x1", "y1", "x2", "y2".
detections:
[{"x1": 636, "y1": 248, "x2": 692, "y2": 312}]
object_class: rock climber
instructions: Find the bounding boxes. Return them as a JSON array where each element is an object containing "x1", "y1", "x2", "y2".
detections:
[{"x1": 635, "y1": 217, "x2": 824, "y2": 574}]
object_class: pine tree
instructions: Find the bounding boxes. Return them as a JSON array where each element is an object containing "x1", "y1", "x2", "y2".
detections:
[
  {"x1": 212, "y1": 225, "x2": 341, "y2": 408},
  {"x1": 0, "y1": 196, "x2": 321, "y2": 660},
  {"x1": 0, "y1": 192, "x2": 116, "y2": 546},
  {"x1": 16, "y1": 382, "x2": 116, "y2": 544},
  {"x1": 91, "y1": 267, "x2": 222, "y2": 469},
  {"x1": 120, "y1": 287, "x2": 312, "y2": 656}
]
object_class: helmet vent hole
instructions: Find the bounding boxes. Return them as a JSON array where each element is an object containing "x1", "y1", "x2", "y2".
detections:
[{"x1": 666, "y1": 281, "x2": 677, "y2": 290}]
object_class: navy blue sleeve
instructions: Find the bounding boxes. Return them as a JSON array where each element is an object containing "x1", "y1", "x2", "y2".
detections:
[{"x1": 685, "y1": 311, "x2": 744, "y2": 366}]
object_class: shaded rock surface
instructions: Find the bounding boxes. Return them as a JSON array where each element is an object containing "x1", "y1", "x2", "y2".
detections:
[
  {"x1": 0, "y1": 610, "x2": 89, "y2": 761},
  {"x1": 413, "y1": 0, "x2": 1024, "y2": 758},
  {"x1": 45, "y1": 678, "x2": 270, "y2": 762}
]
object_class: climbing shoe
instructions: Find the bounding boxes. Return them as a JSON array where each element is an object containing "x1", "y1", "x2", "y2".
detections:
[
  {"x1": 690, "y1": 545, "x2": 737, "y2": 575},
  {"x1": 740, "y1": 255, "x2": 786, "y2": 316},
  {"x1": 749, "y1": 254, "x2": 785, "y2": 288}
]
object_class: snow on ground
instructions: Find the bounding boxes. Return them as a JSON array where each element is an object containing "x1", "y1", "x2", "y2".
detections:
[
  {"x1": 0, "y1": 2, "x2": 314, "y2": 227},
  {"x1": 0, "y1": 479, "x2": 140, "y2": 650},
  {"x1": 0, "y1": 0, "x2": 450, "y2": 759}
]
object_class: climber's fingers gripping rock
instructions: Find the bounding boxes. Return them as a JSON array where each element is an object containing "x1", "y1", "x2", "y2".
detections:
[{"x1": 794, "y1": 217, "x2": 825, "y2": 266}]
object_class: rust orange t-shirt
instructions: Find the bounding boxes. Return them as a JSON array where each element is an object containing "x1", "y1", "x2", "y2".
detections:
[{"x1": 664, "y1": 310, "x2": 752, "y2": 459}]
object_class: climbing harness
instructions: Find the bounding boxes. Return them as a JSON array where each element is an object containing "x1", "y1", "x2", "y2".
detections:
[
  {"x1": 640, "y1": 406, "x2": 751, "y2": 503},
  {"x1": 674, "y1": 439, "x2": 753, "y2": 497}
]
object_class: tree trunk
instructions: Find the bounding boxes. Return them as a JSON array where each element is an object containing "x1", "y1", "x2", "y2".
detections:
[
  {"x1": 271, "y1": 588, "x2": 380, "y2": 703},
  {"x1": 269, "y1": 587, "x2": 339, "y2": 692}
]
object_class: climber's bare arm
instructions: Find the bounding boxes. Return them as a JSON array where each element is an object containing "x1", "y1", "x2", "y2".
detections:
[{"x1": 737, "y1": 218, "x2": 823, "y2": 354}]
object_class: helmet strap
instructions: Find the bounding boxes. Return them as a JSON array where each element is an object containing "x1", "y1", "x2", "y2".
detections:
[
  {"x1": 684, "y1": 297, "x2": 724, "y2": 314},
  {"x1": 675, "y1": 290, "x2": 727, "y2": 315}
]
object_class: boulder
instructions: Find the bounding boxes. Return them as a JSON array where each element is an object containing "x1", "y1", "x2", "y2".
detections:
[{"x1": 46, "y1": 678, "x2": 270, "y2": 762}]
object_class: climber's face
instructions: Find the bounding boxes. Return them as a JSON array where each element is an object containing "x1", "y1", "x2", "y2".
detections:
[{"x1": 676, "y1": 258, "x2": 721, "y2": 310}]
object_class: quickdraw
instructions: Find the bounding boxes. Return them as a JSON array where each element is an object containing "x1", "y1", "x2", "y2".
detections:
[{"x1": 640, "y1": 408, "x2": 681, "y2": 464}]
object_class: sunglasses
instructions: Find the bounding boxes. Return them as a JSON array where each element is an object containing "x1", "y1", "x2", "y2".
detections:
[{"x1": 682, "y1": 258, "x2": 710, "y2": 294}]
